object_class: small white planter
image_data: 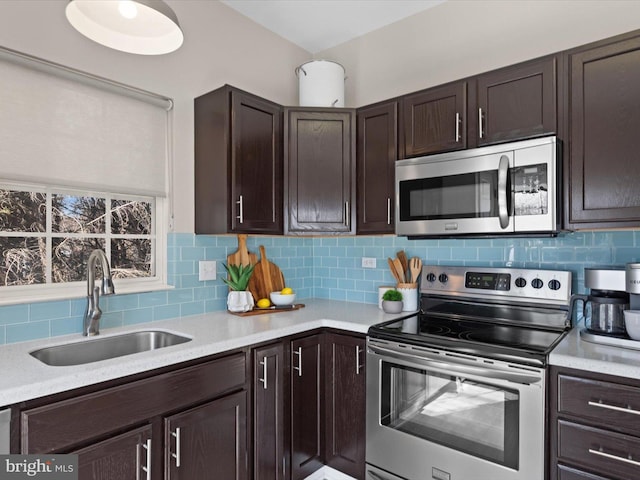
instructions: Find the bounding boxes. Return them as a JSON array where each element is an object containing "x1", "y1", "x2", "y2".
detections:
[
  {"x1": 382, "y1": 300, "x2": 403, "y2": 314},
  {"x1": 227, "y1": 291, "x2": 254, "y2": 312}
]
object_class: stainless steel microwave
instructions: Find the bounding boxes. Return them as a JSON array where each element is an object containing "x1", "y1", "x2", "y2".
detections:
[{"x1": 395, "y1": 136, "x2": 561, "y2": 238}]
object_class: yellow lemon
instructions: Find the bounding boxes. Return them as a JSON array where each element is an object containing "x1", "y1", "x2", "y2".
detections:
[
  {"x1": 281, "y1": 287, "x2": 293, "y2": 295},
  {"x1": 257, "y1": 298, "x2": 271, "y2": 308}
]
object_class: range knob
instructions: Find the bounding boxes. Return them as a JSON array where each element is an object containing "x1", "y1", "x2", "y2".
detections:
[
  {"x1": 438, "y1": 273, "x2": 449, "y2": 284},
  {"x1": 548, "y1": 279, "x2": 562, "y2": 291},
  {"x1": 426, "y1": 272, "x2": 436, "y2": 283},
  {"x1": 514, "y1": 277, "x2": 527, "y2": 288},
  {"x1": 531, "y1": 278, "x2": 544, "y2": 289}
]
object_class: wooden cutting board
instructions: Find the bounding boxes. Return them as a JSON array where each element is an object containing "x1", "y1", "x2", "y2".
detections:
[
  {"x1": 226, "y1": 234, "x2": 257, "y2": 267},
  {"x1": 248, "y1": 245, "x2": 285, "y2": 302}
]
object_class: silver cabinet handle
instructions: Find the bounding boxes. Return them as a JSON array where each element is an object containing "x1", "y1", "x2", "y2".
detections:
[
  {"x1": 293, "y1": 347, "x2": 302, "y2": 377},
  {"x1": 589, "y1": 448, "x2": 640, "y2": 466},
  {"x1": 497, "y1": 154, "x2": 510, "y2": 229},
  {"x1": 236, "y1": 195, "x2": 244, "y2": 224},
  {"x1": 345, "y1": 201, "x2": 350, "y2": 228},
  {"x1": 355, "y1": 345, "x2": 364, "y2": 375},
  {"x1": 259, "y1": 356, "x2": 268, "y2": 389},
  {"x1": 138, "y1": 439, "x2": 151, "y2": 480},
  {"x1": 387, "y1": 197, "x2": 391, "y2": 225},
  {"x1": 455, "y1": 112, "x2": 461, "y2": 142},
  {"x1": 171, "y1": 427, "x2": 181, "y2": 467},
  {"x1": 588, "y1": 400, "x2": 640, "y2": 416},
  {"x1": 478, "y1": 107, "x2": 484, "y2": 139}
]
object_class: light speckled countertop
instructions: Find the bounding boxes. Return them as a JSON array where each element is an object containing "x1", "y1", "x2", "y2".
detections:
[
  {"x1": 0, "y1": 299, "x2": 408, "y2": 406},
  {"x1": 550, "y1": 321, "x2": 640, "y2": 380}
]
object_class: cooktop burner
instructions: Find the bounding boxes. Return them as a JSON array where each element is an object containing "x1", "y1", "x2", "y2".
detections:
[{"x1": 368, "y1": 265, "x2": 573, "y2": 366}]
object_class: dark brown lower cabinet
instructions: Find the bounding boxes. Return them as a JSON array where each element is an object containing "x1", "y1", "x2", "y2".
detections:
[
  {"x1": 550, "y1": 366, "x2": 640, "y2": 480},
  {"x1": 18, "y1": 353, "x2": 249, "y2": 480},
  {"x1": 253, "y1": 342, "x2": 286, "y2": 480},
  {"x1": 73, "y1": 425, "x2": 152, "y2": 480},
  {"x1": 253, "y1": 331, "x2": 366, "y2": 480},
  {"x1": 290, "y1": 334, "x2": 325, "y2": 480},
  {"x1": 324, "y1": 333, "x2": 366, "y2": 479},
  {"x1": 165, "y1": 391, "x2": 247, "y2": 480}
]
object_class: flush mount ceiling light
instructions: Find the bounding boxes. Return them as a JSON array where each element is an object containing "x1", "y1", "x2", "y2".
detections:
[{"x1": 65, "y1": 0, "x2": 184, "y2": 55}]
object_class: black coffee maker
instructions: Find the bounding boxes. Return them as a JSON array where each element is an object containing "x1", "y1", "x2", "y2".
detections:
[{"x1": 570, "y1": 267, "x2": 629, "y2": 336}]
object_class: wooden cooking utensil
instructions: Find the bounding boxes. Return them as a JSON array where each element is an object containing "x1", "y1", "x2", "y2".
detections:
[
  {"x1": 226, "y1": 234, "x2": 258, "y2": 267},
  {"x1": 409, "y1": 257, "x2": 422, "y2": 283},
  {"x1": 248, "y1": 245, "x2": 285, "y2": 302},
  {"x1": 397, "y1": 250, "x2": 408, "y2": 278},
  {"x1": 393, "y1": 257, "x2": 406, "y2": 283},
  {"x1": 387, "y1": 257, "x2": 401, "y2": 283}
]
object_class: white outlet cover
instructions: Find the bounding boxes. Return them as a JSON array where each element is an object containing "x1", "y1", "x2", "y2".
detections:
[
  {"x1": 361, "y1": 257, "x2": 377, "y2": 268},
  {"x1": 199, "y1": 260, "x2": 217, "y2": 281}
]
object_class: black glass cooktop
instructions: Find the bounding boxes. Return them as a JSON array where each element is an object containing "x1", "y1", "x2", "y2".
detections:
[{"x1": 368, "y1": 300, "x2": 570, "y2": 366}]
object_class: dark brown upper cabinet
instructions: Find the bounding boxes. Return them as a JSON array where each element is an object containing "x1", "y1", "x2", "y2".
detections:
[
  {"x1": 284, "y1": 107, "x2": 356, "y2": 235},
  {"x1": 401, "y1": 82, "x2": 467, "y2": 158},
  {"x1": 472, "y1": 55, "x2": 558, "y2": 147},
  {"x1": 565, "y1": 32, "x2": 640, "y2": 229},
  {"x1": 356, "y1": 101, "x2": 398, "y2": 234},
  {"x1": 195, "y1": 85, "x2": 283, "y2": 235}
]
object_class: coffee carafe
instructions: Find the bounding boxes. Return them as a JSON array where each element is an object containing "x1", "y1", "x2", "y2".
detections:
[{"x1": 570, "y1": 268, "x2": 629, "y2": 336}]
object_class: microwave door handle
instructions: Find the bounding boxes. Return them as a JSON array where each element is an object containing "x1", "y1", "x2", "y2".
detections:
[{"x1": 498, "y1": 154, "x2": 510, "y2": 229}]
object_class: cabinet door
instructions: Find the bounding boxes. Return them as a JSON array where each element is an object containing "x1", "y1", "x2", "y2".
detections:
[
  {"x1": 285, "y1": 108, "x2": 356, "y2": 234},
  {"x1": 165, "y1": 391, "x2": 247, "y2": 480},
  {"x1": 475, "y1": 55, "x2": 557, "y2": 146},
  {"x1": 290, "y1": 335, "x2": 324, "y2": 480},
  {"x1": 231, "y1": 91, "x2": 283, "y2": 234},
  {"x1": 567, "y1": 34, "x2": 640, "y2": 228},
  {"x1": 73, "y1": 425, "x2": 152, "y2": 480},
  {"x1": 357, "y1": 101, "x2": 397, "y2": 234},
  {"x1": 254, "y1": 342, "x2": 286, "y2": 480},
  {"x1": 324, "y1": 333, "x2": 366, "y2": 479},
  {"x1": 401, "y1": 82, "x2": 466, "y2": 157}
]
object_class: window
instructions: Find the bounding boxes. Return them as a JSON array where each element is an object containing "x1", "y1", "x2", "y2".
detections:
[
  {"x1": 0, "y1": 47, "x2": 172, "y2": 304},
  {"x1": 0, "y1": 183, "x2": 166, "y2": 302}
]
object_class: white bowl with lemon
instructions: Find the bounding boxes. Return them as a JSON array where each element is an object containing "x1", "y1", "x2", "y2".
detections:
[{"x1": 270, "y1": 287, "x2": 296, "y2": 306}]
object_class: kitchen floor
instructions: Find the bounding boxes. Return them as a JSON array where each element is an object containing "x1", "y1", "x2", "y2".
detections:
[{"x1": 304, "y1": 466, "x2": 356, "y2": 480}]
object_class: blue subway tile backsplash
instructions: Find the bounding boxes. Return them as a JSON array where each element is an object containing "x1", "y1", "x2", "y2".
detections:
[{"x1": 1, "y1": 231, "x2": 640, "y2": 344}]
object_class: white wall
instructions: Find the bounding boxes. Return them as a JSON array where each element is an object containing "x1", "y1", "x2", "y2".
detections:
[
  {"x1": 2, "y1": 1, "x2": 640, "y2": 234},
  {"x1": 319, "y1": 0, "x2": 640, "y2": 107},
  {"x1": 0, "y1": 0, "x2": 310, "y2": 233}
]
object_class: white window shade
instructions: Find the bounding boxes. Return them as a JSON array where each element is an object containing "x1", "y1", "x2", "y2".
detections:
[{"x1": 0, "y1": 48, "x2": 171, "y2": 197}]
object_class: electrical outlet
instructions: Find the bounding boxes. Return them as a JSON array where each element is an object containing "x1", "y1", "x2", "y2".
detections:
[
  {"x1": 199, "y1": 260, "x2": 217, "y2": 281},
  {"x1": 362, "y1": 257, "x2": 377, "y2": 269}
]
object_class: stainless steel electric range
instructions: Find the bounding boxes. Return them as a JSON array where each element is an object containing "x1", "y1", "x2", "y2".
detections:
[{"x1": 366, "y1": 265, "x2": 572, "y2": 480}]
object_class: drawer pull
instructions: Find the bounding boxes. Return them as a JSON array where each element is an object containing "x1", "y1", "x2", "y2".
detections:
[
  {"x1": 589, "y1": 447, "x2": 640, "y2": 467},
  {"x1": 171, "y1": 427, "x2": 181, "y2": 467},
  {"x1": 588, "y1": 400, "x2": 640, "y2": 416}
]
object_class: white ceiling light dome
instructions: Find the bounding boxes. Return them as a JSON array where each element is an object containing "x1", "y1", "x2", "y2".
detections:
[{"x1": 65, "y1": 0, "x2": 184, "y2": 55}]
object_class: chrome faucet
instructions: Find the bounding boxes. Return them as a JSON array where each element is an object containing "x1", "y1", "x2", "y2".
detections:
[{"x1": 83, "y1": 249, "x2": 115, "y2": 336}]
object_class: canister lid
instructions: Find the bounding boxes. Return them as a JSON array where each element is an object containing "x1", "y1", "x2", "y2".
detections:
[{"x1": 584, "y1": 267, "x2": 626, "y2": 291}]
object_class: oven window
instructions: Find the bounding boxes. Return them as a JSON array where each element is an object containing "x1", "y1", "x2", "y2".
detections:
[
  {"x1": 380, "y1": 361, "x2": 519, "y2": 469},
  {"x1": 399, "y1": 170, "x2": 498, "y2": 221}
]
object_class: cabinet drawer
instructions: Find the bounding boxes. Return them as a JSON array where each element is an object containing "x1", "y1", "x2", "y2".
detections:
[
  {"x1": 558, "y1": 420, "x2": 640, "y2": 480},
  {"x1": 558, "y1": 374, "x2": 640, "y2": 435},
  {"x1": 22, "y1": 352, "x2": 246, "y2": 453},
  {"x1": 558, "y1": 464, "x2": 613, "y2": 480}
]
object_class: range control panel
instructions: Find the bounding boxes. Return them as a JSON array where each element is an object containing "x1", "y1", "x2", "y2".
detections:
[{"x1": 421, "y1": 265, "x2": 572, "y2": 306}]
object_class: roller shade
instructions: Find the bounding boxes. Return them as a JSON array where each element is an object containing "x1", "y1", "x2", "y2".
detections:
[{"x1": 0, "y1": 47, "x2": 171, "y2": 196}]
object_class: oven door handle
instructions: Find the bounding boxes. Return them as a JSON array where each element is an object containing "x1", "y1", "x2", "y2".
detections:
[{"x1": 369, "y1": 344, "x2": 542, "y2": 385}]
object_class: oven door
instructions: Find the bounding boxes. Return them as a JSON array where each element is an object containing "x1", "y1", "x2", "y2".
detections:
[{"x1": 366, "y1": 339, "x2": 545, "y2": 480}]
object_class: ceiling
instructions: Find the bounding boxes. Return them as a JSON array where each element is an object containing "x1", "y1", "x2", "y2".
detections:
[{"x1": 219, "y1": 0, "x2": 447, "y2": 53}]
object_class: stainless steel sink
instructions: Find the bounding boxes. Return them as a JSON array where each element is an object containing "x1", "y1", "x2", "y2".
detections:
[{"x1": 30, "y1": 330, "x2": 192, "y2": 366}]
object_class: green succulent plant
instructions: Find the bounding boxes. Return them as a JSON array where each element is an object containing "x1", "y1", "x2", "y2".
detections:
[
  {"x1": 222, "y1": 263, "x2": 255, "y2": 291},
  {"x1": 382, "y1": 289, "x2": 403, "y2": 302}
]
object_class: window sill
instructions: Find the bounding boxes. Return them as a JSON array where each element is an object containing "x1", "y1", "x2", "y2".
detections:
[{"x1": 0, "y1": 280, "x2": 175, "y2": 306}]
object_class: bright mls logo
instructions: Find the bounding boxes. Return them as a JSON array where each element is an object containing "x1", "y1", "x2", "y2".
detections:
[{"x1": 0, "y1": 456, "x2": 77, "y2": 480}]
